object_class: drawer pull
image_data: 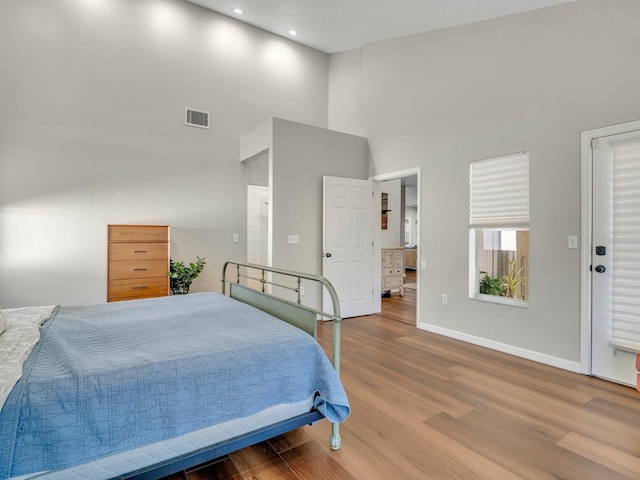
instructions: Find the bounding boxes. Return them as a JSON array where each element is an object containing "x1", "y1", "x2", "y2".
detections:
[
  {"x1": 132, "y1": 250, "x2": 148, "y2": 254},
  {"x1": 132, "y1": 286, "x2": 148, "y2": 290},
  {"x1": 133, "y1": 268, "x2": 148, "y2": 271}
]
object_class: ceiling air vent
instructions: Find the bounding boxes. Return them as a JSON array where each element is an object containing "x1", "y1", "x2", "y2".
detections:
[{"x1": 185, "y1": 107, "x2": 210, "y2": 129}]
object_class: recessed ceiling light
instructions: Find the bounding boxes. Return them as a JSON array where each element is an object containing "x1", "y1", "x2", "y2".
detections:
[
  {"x1": 288, "y1": 30, "x2": 298, "y2": 36},
  {"x1": 232, "y1": 8, "x2": 243, "y2": 14}
]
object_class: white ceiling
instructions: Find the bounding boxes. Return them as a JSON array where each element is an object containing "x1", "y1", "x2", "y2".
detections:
[{"x1": 186, "y1": 0, "x2": 581, "y2": 54}]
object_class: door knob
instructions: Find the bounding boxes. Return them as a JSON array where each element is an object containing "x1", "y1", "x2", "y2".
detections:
[
  {"x1": 594, "y1": 265, "x2": 606, "y2": 273},
  {"x1": 325, "y1": 253, "x2": 332, "y2": 258}
]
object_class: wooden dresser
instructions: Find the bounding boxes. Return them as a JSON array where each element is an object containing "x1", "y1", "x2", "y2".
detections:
[
  {"x1": 381, "y1": 247, "x2": 405, "y2": 296},
  {"x1": 107, "y1": 225, "x2": 170, "y2": 302}
]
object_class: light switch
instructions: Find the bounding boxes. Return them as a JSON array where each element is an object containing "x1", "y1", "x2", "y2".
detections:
[
  {"x1": 421, "y1": 259, "x2": 426, "y2": 270},
  {"x1": 568, "y1": 235, "x2": 578, "y2": 249}
]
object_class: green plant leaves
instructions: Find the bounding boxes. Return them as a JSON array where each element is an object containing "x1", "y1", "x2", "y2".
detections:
[
  {"x1": 479, "y1": 259, "x2": 528, "y2": 299},
  {"x1": 169, "y1": 256, "x2": 206, "y2": 295},
  {"x1": 479, "y1": 271, "x2": 505, "y2": 296},
  {"x1": 501, "y1": 259, "x2": 528, "y2": 299}
]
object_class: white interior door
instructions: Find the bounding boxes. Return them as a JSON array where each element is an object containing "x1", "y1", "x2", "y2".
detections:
[
  {"x1": 591, "y1": 129, "x2": 640, "y2": 386},
  {"x1": 323, "y1": 176, "x2": 373, "y2": 318}
]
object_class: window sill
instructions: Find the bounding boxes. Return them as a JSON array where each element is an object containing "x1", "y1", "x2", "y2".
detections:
[{"x1": 471, "y1": 294, "x2": 529, "y2": 309}]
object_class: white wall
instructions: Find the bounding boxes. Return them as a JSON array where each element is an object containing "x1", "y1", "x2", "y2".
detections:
[
  {"x1": 328, "y1": 0, "x2": 640, "y2": 366},
  {"x1": 380, "y1": 179, "x2": 402, "y2": 247},
  {"x1": 271, "y1": 118, "x2": 370, "y2": 309},
  {"x1": 246, "y1": 185, "x2": 269, "y2": 266},
  {"x1": 328, "y1": 49, "x2": 365, "y2": 138},
  {"x1": 0, "y1": 0, "x2": 329, "y2": 307},
  {"x1": 405, "y1": 206, "x2": 418, "y2": 247}
]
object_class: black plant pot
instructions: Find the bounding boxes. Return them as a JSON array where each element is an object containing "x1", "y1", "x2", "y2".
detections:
[{"x1": 171, "y1": 285, "x2": 191, "y2": 295}]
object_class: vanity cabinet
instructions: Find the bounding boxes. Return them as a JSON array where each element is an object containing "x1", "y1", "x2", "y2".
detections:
[
  {"x1": 107, "y1": 225, "x2": 170, "y2": 302},
  {"x1": 381, "y1": 247, "x2": 404, "y2": 296}
]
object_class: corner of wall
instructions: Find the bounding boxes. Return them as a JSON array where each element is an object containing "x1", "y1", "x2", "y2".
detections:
[{"x1": 240, "y1": 118, "x2": 274, "y2": 162}]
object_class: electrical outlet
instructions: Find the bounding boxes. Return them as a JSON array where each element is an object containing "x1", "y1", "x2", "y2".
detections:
[
  {"x1": 232, "y1": 233, "x2": 239, "y2": 243},
  {"x1": 441, "y1": 294, "x2": 448, "y2": 304},
  {"x1": 288, "y1": 235, "x2": 300, "y2": 244}
]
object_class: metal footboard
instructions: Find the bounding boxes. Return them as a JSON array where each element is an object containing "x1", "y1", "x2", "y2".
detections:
[{"x1": 221, "y1": 261, "x2": 343, "y2": 450}]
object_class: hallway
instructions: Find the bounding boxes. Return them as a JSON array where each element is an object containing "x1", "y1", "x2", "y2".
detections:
[{"x1": 380, "y1": 269, "x2": 416, "y2": 325}]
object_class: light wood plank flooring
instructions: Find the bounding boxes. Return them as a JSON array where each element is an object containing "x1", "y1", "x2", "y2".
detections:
[
  {"x1": 162, "y1": 288, "x2": 640, "y2": 479},
  {"x1": 379, "y1": 269, "x2": 417, "y2": 326}
]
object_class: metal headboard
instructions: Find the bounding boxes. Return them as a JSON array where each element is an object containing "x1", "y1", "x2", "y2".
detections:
[{"x1": 221, "y1": 260, "x2": 343, "y2": 450}]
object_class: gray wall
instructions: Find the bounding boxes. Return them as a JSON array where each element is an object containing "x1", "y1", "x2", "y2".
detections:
[
  {"x1": 0, "y1": 0, "x2": 328, "y2": 307},
  {"x1": 271, "y1": 118, "x2": 369, "y2": 309},
  {"x1": 380, "y1": 179, "x2": 402, "y2": 247},
  {"x1": 328, "y1": 0, "x2": 640, "y2": 364},
  {"x1": 244, "y1": 151, "x2": 269, "y2": 188}
]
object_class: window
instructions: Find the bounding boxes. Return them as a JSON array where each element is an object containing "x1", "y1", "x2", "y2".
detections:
[{"x1": 469, "y1": 152, "x2": 529, "y2": 304}]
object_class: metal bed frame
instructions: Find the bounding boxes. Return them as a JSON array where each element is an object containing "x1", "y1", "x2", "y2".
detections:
[
  {"x1": 114, "y1": 261, "x2": 343, "y2": 480},
  {"x1": 221, "y1": 261, "x2": 343, "y2": 450}
]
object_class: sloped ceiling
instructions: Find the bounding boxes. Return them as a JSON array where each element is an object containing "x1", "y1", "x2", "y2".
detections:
[{"x1": 187, "y1": 0, "x2": 582, "y2": 53}]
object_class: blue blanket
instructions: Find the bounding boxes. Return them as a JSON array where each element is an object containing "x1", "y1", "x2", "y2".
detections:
[{"x1": 0, "y1": 293, "x2": 349, "y2": 478}]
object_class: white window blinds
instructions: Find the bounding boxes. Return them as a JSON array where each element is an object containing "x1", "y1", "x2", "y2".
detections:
[
  {"x1": 469, "y1": 152, "x2": 530, "y2": 227},
  {"x1": 610, "y1": 140, "x2": 640, "y2": 351}
]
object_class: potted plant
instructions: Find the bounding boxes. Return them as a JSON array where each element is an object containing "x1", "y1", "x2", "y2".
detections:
[
  {"x1": 501, "y1": 259, "x2": 528, "y2": 299},
  {"x1": 479, "y1": 271, "x2": 505, "y2": 296},
  {"x1": 479, "y1": 259, "x2": 528, "y2": 299},
  {"x1": 169, "y1": 256, "x2": 206, "y2": 295}
]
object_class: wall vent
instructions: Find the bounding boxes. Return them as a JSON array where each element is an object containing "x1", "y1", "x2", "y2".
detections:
[{"x1": 185, "y1": 108, "x2": 210, "y2": 129}]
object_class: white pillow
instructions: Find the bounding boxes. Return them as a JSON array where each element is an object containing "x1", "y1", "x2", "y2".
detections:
[{"x1": 0, "y1": 305, "x2": 6, "y2": 335}]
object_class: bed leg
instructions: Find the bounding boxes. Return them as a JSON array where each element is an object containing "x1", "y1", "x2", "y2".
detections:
[{"x1": 329, "y1": 423, "x2": 341, "y2": 450}]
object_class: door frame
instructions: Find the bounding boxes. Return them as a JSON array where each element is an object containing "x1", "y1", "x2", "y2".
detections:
[
  {"x1": 372, "y1": 167, "x2": 421, "y2": 326},
  {"x1": 580, "y1": 119, "x2": 640, "y2": 375}
]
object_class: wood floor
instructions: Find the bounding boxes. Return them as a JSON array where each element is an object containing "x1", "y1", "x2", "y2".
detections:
[
  {"x1": 379, "y1": 269, "x2": 417, "y2": 325},
  {"x1": 162, "y1": 277, "x2": 640, "y2": 479}
]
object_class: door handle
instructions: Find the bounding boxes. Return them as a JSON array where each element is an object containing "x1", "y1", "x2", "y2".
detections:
[
  {"x1": 323, "y1": 253, "x2": 332, "y2": 258},
  {"x1": 594, "y1": 265, "x2": 606, "y2": 273}
]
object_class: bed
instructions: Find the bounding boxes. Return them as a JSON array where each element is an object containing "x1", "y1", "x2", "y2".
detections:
[{"x1": 0, "y1": 261, "x2": 349, "y2": 480}]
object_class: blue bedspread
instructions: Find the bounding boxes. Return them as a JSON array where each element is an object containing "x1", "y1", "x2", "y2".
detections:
[{"x1": 0, "y1": 293, "x2": 350, "y2": 478}]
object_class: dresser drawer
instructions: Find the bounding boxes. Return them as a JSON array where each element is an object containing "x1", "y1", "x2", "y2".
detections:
[
  {"x1": 108, "y1": 259, "x2": 168, "y2": 280},
  {"x1": 108, "y1": 277, "x2": 169, "y2": 302},
  {"x1": 383, "y1": 268, "x2": 403, "y2": 276},
  {"x1": 384, "y1": 276, "x2": 403, "y2": 288},
  {"x1": 108, "y1": 225, "x2": 169, "y2": 242},
  {"x1": 109, "y1": 242, "x2": 168, "y2": 262}
]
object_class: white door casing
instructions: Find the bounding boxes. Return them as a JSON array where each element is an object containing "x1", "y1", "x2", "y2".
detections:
[
  {"x1": 589, "y1": 128, "x2": 640, "y2": 386},
  {"x1": 323, "y1": 176, "x2": 374, "y2": 318}
]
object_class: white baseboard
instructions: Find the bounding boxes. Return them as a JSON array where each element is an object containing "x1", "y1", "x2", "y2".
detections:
[{"x1": 417, "y1": 322, "x2": 581, "y2": 373}]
